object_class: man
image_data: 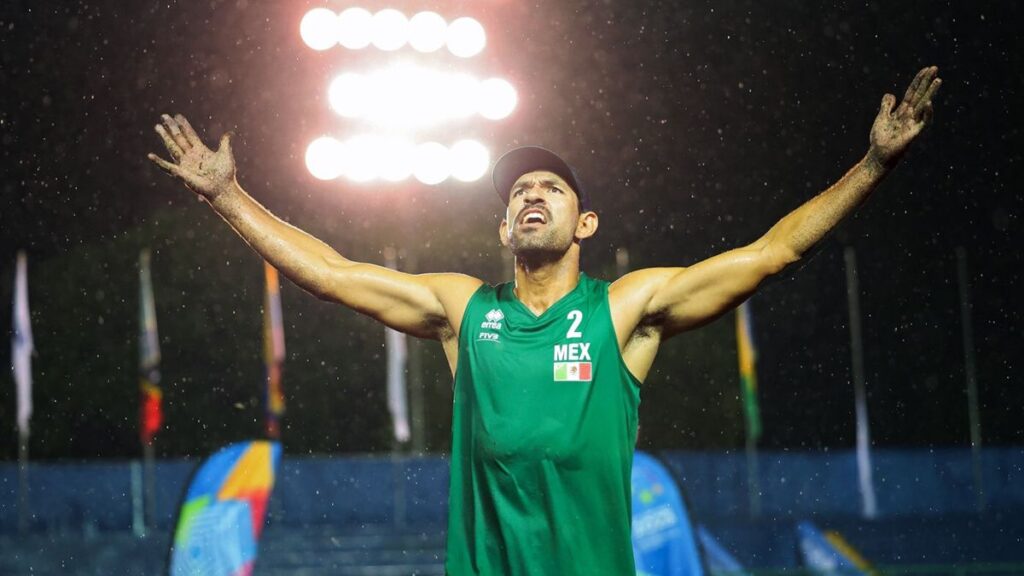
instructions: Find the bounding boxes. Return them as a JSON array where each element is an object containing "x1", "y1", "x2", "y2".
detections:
[{"x1": 149, "y1": 66, "x2": 941, "y2": 575}]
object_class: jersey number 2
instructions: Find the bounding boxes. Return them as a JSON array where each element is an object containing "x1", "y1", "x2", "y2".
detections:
[{"x1": 566, "y1": 310, "x2": 583, "y2": 338}]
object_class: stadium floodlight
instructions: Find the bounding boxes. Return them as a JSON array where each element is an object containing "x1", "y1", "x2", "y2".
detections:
[
  {"x1": 326, "y1": 66, "x2": 517, "y2": 128},
  {"x1": 305, "y1": 137, "x2": 345, "y2": 180},
  {"x1": 478, "y1": 78, "x2": 518, "y2": 120},
  {"x1": 366, "y1": 65, "x2": 424, "y2": 127},
  {"x1": 371, "y1": 9, "x2": 409, "y2": 52},
  {"x1": 450, "y1": 140, "x2": 490, "y2": 182},
  {"x1": 378, "y1": 139, "x2": 416, "y2": 182},
  {"x1": 337, "y1": 8, "x2": 373, "y2": 50},
  {"x1": 413, "y1": 142, "x2": 452, "y2": 185},
  {"x1": 306, "y1": 137, "x2": 491, "y2": 184},
  {"x1": 344, "y1": 135, "x2": 381, "y2": 182},
  {"x1": 328, "y1": 73, "x2": 369, "y2": 118},
  {"x1": 408, "y1": 11, "x2": 448, "y2": 53},
  {"x1": 446, "y1": 17, "x2": 486, "y2": 58},
  {"x1": 441, "y1": 73, "x2": 480, "y2": 121},
  {"x1": 300, "y1": 8, "x2": 339, "y2": 51}
]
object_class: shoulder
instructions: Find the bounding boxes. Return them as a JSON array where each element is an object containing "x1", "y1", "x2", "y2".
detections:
[
  {"x1": 608, "y1": 268, "x2": 683, "y2": 314},
  {"x1": 421, "y1": 273, "x2": 487, "y2": 340},
  {"x1": 421, "y1": 273, "x2": 487, "y2": 310}
]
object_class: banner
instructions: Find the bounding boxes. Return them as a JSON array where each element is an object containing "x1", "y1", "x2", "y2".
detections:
[
  {"x1": 735, "y1": 300, "x2": 761, "y2": 442},
  {"x1": 139, "y1": 249, "x2": 162, "y2": 443},
  {"x1": 631, "y1": 451, "x2": 704, "y2": 576},
  {"x1": 383, "y1": 248, "x2": 410, "y2": 443},
  {"x1": 796, "y1": 521, "x2": 875, "y2": 575},
  {"x1": 169, "y1": 440, "x2": 282, "y2": 576},
  {"x1": 263, "y1": 262, "x2": 286, "y2": 438},
  {"x1": 12, "y1": 251, "x2": 33, "y2": 438}
]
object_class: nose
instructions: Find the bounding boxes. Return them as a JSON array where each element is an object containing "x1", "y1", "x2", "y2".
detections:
[{"x1": 522, "y1": 185, "x2": 545, "y2": 204}]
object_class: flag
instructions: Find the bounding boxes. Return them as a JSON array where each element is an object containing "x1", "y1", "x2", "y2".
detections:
[
  {"x1": 139, "y1": 249, "x2": 162, "y2": 444},
  {"x1": 553, "y1": 362, "x2": 592, "y2": 382},
  {"x1": 736, "y1": 300, "x2": 761, "y2": 441},
  {"x1": 169, "y1": 440, "x2": 282, "y2": 576},
  {"x1": 263, "y1": 262, "x2": 286, "y2": 438},
  {"x1": 383, "y1": 248, "x2": 410, "y2": 443},
  {"x1": 12, "y1": 251, "x2": 33, "y2": 438},
  {"x1": 796, "y1": 521, "x2": 876, "y2": 575}
]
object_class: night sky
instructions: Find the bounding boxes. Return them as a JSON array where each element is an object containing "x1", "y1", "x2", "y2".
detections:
[{"x1": 0, "y1": 0, "x2": 1021, "y2": 459}]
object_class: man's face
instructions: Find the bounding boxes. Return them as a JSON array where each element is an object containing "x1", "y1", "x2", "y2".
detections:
[{"x1": 500, "y1": 170, "x2": 588, "y2": 260}]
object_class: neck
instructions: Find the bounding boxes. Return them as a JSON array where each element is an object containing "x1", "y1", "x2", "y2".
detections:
[{"x1": 512, "y1": 246, "x2": 581, "y2": 316}]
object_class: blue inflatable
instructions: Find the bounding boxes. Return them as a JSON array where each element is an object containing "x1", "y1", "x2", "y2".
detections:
[{"x1": 632, "y1": 451, "x2": 704, "y2": 576}]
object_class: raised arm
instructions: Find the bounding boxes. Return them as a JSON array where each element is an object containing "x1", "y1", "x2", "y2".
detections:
[
  {"x1": 147, "y1": 114, "x2": 482, "y2": 344},
  {"x1": 613, "y1": 66, "x2": 942, "y2": 354}
]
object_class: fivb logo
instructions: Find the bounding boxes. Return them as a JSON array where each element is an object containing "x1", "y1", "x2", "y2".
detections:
[{"x1": 481, "y1": 309, "x2": 504, "y2": 330}]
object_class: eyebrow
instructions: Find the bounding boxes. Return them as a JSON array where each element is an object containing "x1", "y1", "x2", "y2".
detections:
[{"x1": 511, "y1": 178, "x2": 565, "y2": 190}]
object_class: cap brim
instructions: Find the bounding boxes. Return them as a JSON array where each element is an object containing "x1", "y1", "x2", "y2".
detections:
[{"x1": 492, "y1": 146, "x2": 585, "y2": 208}]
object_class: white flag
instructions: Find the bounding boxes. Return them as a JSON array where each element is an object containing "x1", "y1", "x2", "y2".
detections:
[
  {"x1": 386, "y1": 326, "x2": 410, "y2": 443},
  {"x1": 12, "y1": 251, "x2": 34, "y2": 438},
  {"x1": 384, "y1": 248, "x2": 410, "y2": 443}
]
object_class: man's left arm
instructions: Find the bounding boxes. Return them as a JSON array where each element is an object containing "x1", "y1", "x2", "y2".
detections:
[{"x1": 620, "y1": 66, "x2": 942, "y2": 338}]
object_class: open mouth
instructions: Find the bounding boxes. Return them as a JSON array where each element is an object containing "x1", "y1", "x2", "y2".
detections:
[{"x1": 519, "y1": 209, "x2": 548, "y2": 226}]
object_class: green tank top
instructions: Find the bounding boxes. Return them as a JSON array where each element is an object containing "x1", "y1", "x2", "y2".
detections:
[{"x1": 446, "y1": 273, "x2": 641, "y2": 575}]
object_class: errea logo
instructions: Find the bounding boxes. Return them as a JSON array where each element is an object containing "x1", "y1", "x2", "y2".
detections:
[{"x1": 481, "y1": 309, "x2": 504, "y2": 330}]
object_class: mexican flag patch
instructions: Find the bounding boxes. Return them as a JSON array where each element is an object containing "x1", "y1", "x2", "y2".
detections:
[{"x1": 554, "y1": 362, "x2": 592, "y2": 382}]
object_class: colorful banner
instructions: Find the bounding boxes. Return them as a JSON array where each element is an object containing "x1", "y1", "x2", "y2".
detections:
[
  {"x1": 735, "y1": 300, "x2": 761, "y2": 442},
  {"x1": 139, "y1": 249, "x2": 162, "y2": 444},
  {"x1": 263, "y1": 262, "x2": 286, "y2": 438},
  {"x1": 12, "y1": 251, "x2": 33, "y2": 438},
  {"x1": 796, "y1": 521, "x2": 875, "y2": 575},
  {"x1": 169, "y1": 440, "x2": 282, "y2": 576},
  {"x1": 632, "y1": 451, "x2": 704, "y2": 576}
]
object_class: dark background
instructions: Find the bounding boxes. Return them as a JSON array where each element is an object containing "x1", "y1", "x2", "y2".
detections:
[{"x1": 0, "y1": 0, "x2": 1020, "y2": 459}]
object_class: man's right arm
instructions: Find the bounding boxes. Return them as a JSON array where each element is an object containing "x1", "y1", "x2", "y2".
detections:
[
  {"x1": 148, "y1": 113, "x2": 482, "y2": 342},
  {"x1": 209, "y1": 183, "x2": 482, "y2": 339}
]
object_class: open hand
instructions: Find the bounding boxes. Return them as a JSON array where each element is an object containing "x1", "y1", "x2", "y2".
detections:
[
  {"x1": 869, "y1": 66, "x2": 942, "y2": 167},
  {"x1": 148, "y1": 114, "x2": 236, "y2": 201}
]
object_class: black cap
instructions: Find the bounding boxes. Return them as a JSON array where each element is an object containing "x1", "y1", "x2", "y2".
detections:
[{"x1": 492, "y1": 146, "x2": 590, "y2": 210}]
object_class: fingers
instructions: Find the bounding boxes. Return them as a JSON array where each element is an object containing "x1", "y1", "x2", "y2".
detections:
[
  {"x1": 174, "y1": 114, "x2": 202, "y2": 147},
  {"x1": 160, "y1": 114, "x2": 191, "y2": 153},
  {"x1": 901, "y1": 67, "x2": 928, "y2": 106},
  {"x1": 147, "y1": 153, "x2": 184, "y2": 178},
  {"x1": 154, "y1": 124, "x2": 183, "y2": 160},
  {"x1": 913, "y1": 77, "x2": 942, "y2": 118},
  {"x1": 922, "y1": 76, "x2": 942, "y2": 103},
  {"x1": 880, "y1": 93, "x2": 897, "y2": 116},
  {"x1": 909, "y1": 66, "x2": 937, "y2": 107},
  {"x1": 919, "y1": 101, "x2": 934, "y2": 125},
  {"x1": 218, "y1": 131, "x2": 233, "y2": 156}
]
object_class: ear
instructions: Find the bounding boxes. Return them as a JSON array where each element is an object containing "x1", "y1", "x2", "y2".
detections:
[
  {"x1": 499, "y1": 219, "x2": 510, "y2": 248},
  {"x1": 575, "y1": 211, "x2": 599, "y2": 241}
]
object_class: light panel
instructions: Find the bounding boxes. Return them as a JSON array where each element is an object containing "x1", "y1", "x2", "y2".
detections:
[
  {"x1": 370, "y1": 9, "x2": 409, "y2": 51},
  {"x1": 413, "y1": 142, "x2": 452, "y2": 185},
  {"x1": 302, "y1": 9, "x2": 486, "y2": 57},
  {"x1": 450, "y1": 140, "x2": 490, "y2": 182},
  {"x1": 478, "y1": 78, "x2": 518, "y2": 120},
  {"x1": 446, "y1": 17, "x2": 486, "y2": 58},
  {"x1": 305, "y1": 137, "x2": 345, "y2": 180},
  {"x1": 408, "y1": 12, "x2": 447, "y2": 53},
  {"x1": 326, "y1": 65, "x2": 517, "y2": 128},
  {"x1": 337, "y1": 8, "x2": 373, "y2": 49},
  {"x1": 305, "y1": 137, "x2": 490, "y2": 185},
  {"x1": 300, "y1": 8, "x2": 339, "y2": 51}
]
